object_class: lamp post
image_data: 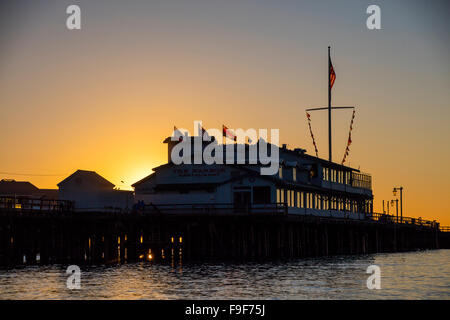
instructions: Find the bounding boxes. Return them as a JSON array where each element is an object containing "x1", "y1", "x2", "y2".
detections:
[{"x1": 393, "y1": 187, "x2": 403, "y2": 223}]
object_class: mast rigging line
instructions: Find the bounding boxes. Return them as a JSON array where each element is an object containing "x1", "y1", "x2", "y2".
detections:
[
  {"x1": 305, "y1": 106, "x2": 356, "y2": 163},
  {"x1": 306, "y1": 106, "x2": 355, "y2": 111}
]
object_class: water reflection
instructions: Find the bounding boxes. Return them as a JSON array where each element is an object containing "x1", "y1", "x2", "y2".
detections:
[{"x1": 0, "y1": 250, "x2": 449, "y2": 300}]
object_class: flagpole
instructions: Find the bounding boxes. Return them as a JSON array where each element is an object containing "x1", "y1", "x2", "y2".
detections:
[{"x1": 328, "y1": 46, "x2": 332, "y2": 162}]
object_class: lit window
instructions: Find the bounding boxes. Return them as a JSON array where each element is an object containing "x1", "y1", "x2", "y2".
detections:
[
  {"x1": 279, "y1": 166, "x2": 283, "y2": 179},
  {"x1": 293, "y1": 168, "x2": 297, "y2": 181}
]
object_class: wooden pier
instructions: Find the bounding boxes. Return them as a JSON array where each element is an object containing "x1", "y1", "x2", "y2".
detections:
[{"x1": 0, "y1": 198, "x2": 448, "y2": 267}]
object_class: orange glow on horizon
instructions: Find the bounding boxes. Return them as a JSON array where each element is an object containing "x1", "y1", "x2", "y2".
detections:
[{"x1": 0, "y1": 1, "x2": 449, "y2": 226}]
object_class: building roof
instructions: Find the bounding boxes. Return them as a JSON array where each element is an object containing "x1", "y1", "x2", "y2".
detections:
[
  {"x1": 131, "y1": 171, "x2": 157, "y2": 187},
  {"x1": 279, "y1": 147, "x2": 360, "y2": 172},
  {"x1": 132, "y1": 135, "x2": 369, "y2": 192},
  {"x1": 161, "y1": 136, "x2": 361, "y2": 172},
  {"x1": 132, "y1": 162, "x2": 370, "y2": 197},
  {"x1": 57, "y1": 170, "x2": 115, "y2": 189},
  {"x1": 0, "y1": 179, "x2": 40, "y2": 195}
]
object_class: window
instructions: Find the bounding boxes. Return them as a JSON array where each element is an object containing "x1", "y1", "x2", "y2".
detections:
[
  {"x1": 278, "y1": 166, "x2": 283, "y2": 179},
  {"x1": 287, "y1": 190, "x2": 291, "y2": 206},
  {"x1": 307, "y1": 193, "x2": 312, "y2": 209},
  {"x1": 253, "y1": 186, "x2": 271, "y2": 204},
  {"x1": 293, "y1": 168, "x2": 297, "y2": 181}
]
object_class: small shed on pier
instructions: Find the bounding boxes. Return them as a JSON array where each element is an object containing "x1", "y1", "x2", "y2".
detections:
[{"x1": 58, "y1": 170, "x2": 133, "y2": 212}]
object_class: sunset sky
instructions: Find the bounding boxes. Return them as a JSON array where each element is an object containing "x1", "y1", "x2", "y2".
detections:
[{"x1": 0, "y1": 0, "x2": 449, "y2": 224}]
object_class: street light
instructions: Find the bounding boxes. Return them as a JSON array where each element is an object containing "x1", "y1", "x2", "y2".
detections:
[{"x1": 393, "y1": 187, "x2": 404, "y2": 223}]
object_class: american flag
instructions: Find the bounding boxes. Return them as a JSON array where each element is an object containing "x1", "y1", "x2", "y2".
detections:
[{"x1": 329, "y1": 59, "x2": 336, "y2": 89}]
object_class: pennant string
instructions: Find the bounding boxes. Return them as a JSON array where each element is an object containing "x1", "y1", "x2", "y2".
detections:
[
  {"x1": 306, "y1": 112, "x2": 319, "y2": 157},
  {"x1": 342, "y1": 109, "x2": 356, "y2": 164}
]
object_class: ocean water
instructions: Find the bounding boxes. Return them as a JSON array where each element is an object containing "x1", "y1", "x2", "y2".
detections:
[{"x1": 0, "y1": 249, "x2": 449, "y2": 300}]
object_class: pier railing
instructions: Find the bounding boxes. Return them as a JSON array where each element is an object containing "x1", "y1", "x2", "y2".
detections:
[
  {"x1": 1, "y1": 196, "x2": 448, "y2": 232},
  {"x1": 370, "y1": 212, "x2": 447, "y2": 231},
  {"x1": 0, "y1": 196, "x2": 73, "y2": 213},
  {"x1": 351, "y1": 172, "x2": 372, "y2": 190},
  {"x1": 139, "y1": 202, "x2": 287, "y2": 216}
]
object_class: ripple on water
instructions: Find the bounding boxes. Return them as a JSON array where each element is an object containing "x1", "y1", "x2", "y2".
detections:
[{"x1": 0, "y1": 250, "x2": 449, "y2": 299}]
